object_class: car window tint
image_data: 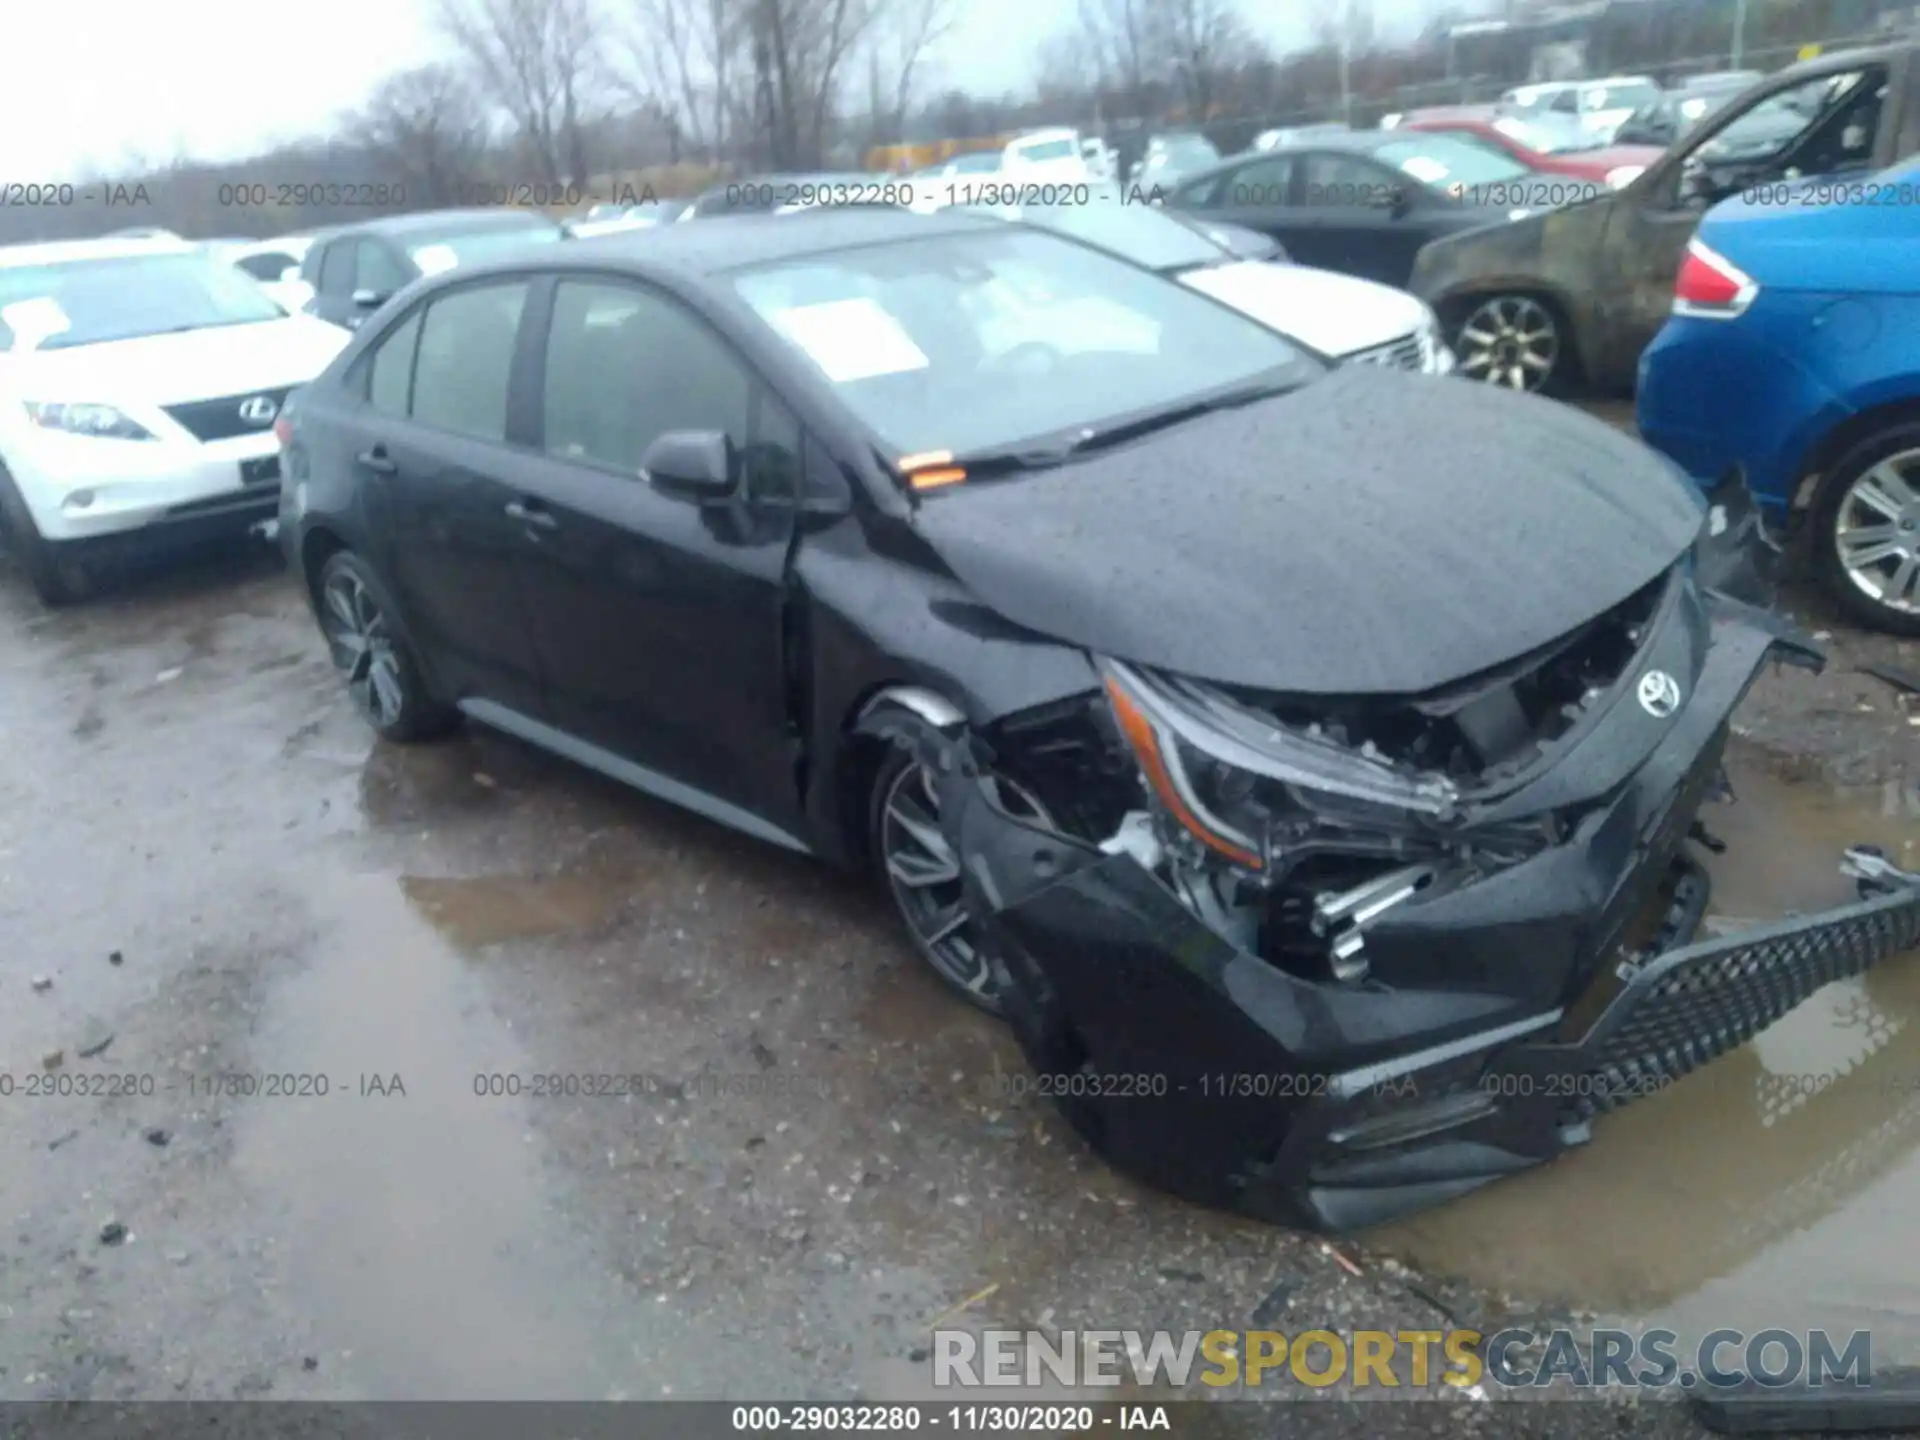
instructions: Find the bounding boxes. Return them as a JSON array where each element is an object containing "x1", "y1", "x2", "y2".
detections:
[
  {"x1": 1549, "y1": 89, "x2": 1579, "y2": 113},
  {"x1": 368, "y1": 310, "x2": 422, "y2": 416},
  {"x1": 316, "y1": 242, "x2": 354, "y2": 296},
  {"x1": 411, "y1": 281, "x2": 528, "y2": 442},
  {"x1": 1220, "y1": 157, "x2": 1293, "y2": 208},
  {"x1": 1301, "y1": 154, "x2": 1399, "y2": 207},
  {"x1": 1703, "y1": 66, "x2": 1885, "y2": 165},
  {"x1": 356, "y1": 240, "x2": 412, "y2": 297},
  {"x1": 541, "y1": 280, "x2": 750, "y2": 473}
]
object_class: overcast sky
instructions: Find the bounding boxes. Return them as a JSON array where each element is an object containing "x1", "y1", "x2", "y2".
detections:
[{"x1": 0, "y1": 0, "x2": 1443, "y2": 179}]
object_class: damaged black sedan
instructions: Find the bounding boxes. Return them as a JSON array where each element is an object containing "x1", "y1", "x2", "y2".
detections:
[{"x1": 277, "y1": 209, "x2": 1920, "y2": 1231}]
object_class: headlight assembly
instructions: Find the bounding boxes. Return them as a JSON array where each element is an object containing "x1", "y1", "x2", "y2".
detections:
[
  {"x1": 1099, "y1": 657, "x2": 1462, "y2": 874},
  {"x1": 24, "y1": 401, "x2": 156, "y2": 441}
]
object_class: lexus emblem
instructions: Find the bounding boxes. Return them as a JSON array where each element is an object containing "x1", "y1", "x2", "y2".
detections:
[
  {"x1": 237, "y1": 395, "x2": 278, "y2": 426},
  {"x1": 1637, "y1": 669, "x2": 1682, "y2": 718}
]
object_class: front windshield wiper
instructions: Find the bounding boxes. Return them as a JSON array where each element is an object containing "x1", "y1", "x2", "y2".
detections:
[{"x1": 955, "y1": 374, "x2": 1301, "y2": 474}]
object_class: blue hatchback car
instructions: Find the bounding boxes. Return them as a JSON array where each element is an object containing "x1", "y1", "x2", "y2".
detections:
[{"x1": 1637, "y1": 157, "x2": 1920, "y2": 635}]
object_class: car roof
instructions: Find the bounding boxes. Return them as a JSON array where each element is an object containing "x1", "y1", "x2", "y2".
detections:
[
  {"x1": 503, "y1": 207, "x2": 1002, "y2": 280},
  {"x1": 0, "y1": 236, "x2": 197, "y2": 269},
  {"x1": 706, "y1": 172, "x2": 878, "y2": 193},
  {"x1": 321, "y1": 208, "x2": 560, "y2": 239}
]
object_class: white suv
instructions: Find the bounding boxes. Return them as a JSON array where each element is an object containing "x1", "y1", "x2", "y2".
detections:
[{"x1": 0, "y1": 237, "x2": 349, "y2": 603}]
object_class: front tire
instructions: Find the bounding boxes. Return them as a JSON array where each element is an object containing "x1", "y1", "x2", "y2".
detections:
[
  {"x1": 0, "y1": 468, "x2": 93, "y2": 605},
  {"x1": 1808, "y1": 423, "x2": 1920, "y2": 636},
  {"x1": 315, "y1": 550, "x2": 458, "y2": 741},
  {"x1": 868, "y1": 731, "x2": 1056, "y2": 1017},
  {"x1": 1450, "y1": 293, "x2": 1568, "y2": 394}
]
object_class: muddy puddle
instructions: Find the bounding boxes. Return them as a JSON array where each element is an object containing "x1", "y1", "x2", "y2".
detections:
[
  {"x1": 1373, "y1": 739, "x2": 1920, "y2": 1357},
  {"x1": 230, "y1": 862, "x2": 750, "y2": 1398}
]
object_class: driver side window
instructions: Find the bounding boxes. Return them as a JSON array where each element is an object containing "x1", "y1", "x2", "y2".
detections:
[{"x1": 1676, "y1": 65, "x2": 1887, "y2": 207}]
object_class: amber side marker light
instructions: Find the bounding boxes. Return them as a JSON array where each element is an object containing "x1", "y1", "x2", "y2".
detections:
[
  {"x1": 1102, "y1": 675, "x2": 1263, "y2": 869},
  {"x1": 898, "y1": 450, "x2": 967, "y2": 490},
  {"x1": 909, "y1": 467, "x2": 967, "y2": 490}
]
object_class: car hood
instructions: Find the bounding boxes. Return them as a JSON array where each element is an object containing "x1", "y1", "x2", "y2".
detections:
[
  {"x1": 1408, "y1": 195, "x2": 1614, "y2": 302},
  {"x1": 1178, "y1": 261, "x2": 1427, "y2": 356},
  {"x1": 4, "y1": 314, "x2": 349, "y2": 406},
  {"x1": 915, "y1": 367, "x2": 1703, "y2": 696}
]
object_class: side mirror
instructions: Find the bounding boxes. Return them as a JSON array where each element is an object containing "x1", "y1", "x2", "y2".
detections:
[
  {"x1": 643, "y1": 430, "x2": 735, "y2": 501},
  {"x1": 1377, "y1": 187, "x2": 1413, "y2": 218},
  {"x1": 351, "y1": 288, "x2": 389, "y2": 309}
]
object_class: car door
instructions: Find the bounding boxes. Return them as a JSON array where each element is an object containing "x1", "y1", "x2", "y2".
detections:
[
  {"x1": 1173, "y1": 155, "x2": 1305, "y2": 252},
  {"x1": 1593, "y1": 61, "x2": 1894, "y2": 383},
  {"x1": 358, "y1": 278, "x2": 550, "y2": 716},
  {"x1": 1289, "y1": 152, "x2": 1427, "y2": 285},
  {"x1": 499, "y1": 275, "x2": 805, "y2": 836}
]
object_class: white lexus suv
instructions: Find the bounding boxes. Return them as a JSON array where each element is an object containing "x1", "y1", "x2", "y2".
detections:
[{"x1": 0, "y1": 236, "x2": 349, "y2": 604}]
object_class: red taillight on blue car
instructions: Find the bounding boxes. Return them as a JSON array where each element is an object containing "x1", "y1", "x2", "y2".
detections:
[{"x1": 1673, "y1": 237, "x2": 1758, "y2": 319}]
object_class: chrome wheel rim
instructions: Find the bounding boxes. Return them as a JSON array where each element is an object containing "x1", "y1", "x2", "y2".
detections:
[
  {"x1": 1835, "y1": 448, "x2": 1920, "y2": 615},
  {"x1": 319, "y1": 571, "x2": 406, "y2": 727},
  {"x1": 880, "y1": 762, "x2": 1053, "y2": 1009},
  {"x1": 1455, "y1": 296, "x2": 1559, "y2": 391}
]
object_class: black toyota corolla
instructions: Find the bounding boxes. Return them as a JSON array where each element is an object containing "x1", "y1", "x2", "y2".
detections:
[{"x1": 278, "y1": 209, "x2": 1920, "y2": 1231}]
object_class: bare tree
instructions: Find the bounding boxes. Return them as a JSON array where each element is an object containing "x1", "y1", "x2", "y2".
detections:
[
  {"x1": 863, "y1": 0, "x2": 956, "y2": 141},
  {"x1": 620, "y1": 0, "x2": 748, "y2": 160},
  {"x1": 438, "y1": 0, "x2": 602, "y2": 186},
  {"x1": 1073, "y1": 0, "x2": 1169, "y2": 116},
  {"x1": 349, "y1": 65, "x2": 492, "y2": 205},
  {"x1": 1149, "y1": 0, "x2": 1253, "y2": 121},
  {"x1": 740, "y1": 0, "x2": 879, "y2": 167}
]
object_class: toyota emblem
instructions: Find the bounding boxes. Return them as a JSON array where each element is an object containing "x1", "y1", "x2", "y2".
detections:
[
  {"x1": 1637, "y1": 669, "x2": 1682, "y2": 718},
  {"x1": 237, "y1": 395, "x2": 278, "y2": 426}
]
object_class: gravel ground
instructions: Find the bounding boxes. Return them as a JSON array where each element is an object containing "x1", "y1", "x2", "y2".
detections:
[{"x1": 0, "y1": 454, "x2": 1914, "y2": 1440}]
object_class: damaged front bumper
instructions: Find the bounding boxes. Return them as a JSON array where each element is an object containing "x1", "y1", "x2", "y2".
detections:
[{"x1": 930, "y1": 605, "x2": 1920, "y2": 1233}]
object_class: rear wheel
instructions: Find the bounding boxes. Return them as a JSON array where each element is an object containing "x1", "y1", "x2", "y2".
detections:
[
  {"x1": 869, "y1": 737, "x2": 1056, "y2": 1017},
  {"x1": 315, "y1": 550, "x2": 458, "y2": 741},
  {"x1": 1450, "y1": 293, "x2": 1566, "y2": 393},
  {"x1": 1808, "y1": 424, "x2": 1920, "y2": 636},
  {"x1": 0, "y1": 467, "x2": 93, "y2": 605}
]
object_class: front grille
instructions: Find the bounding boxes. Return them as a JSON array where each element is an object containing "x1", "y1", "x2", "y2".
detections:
[
  {"x1": 1572, "y1": 888, "x2": 1920, "y2": 1119},
  {"x1": 163, "y1": 387, "x2": 294, "y2": 443},
  {"x1": 1345, "y1": 332, "x2": 1425, "y2": 371}
]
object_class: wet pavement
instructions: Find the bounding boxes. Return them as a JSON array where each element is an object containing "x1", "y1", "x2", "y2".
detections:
[{"x1": 0, "y1": 512, "x2": 1914, "y2": 1434}]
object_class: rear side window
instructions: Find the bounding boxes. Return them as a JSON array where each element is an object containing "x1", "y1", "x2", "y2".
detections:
[
  {"x1": 316, "y1": 242, "x2": 354, "y2": 296},
  {"x1": 540, "y1": 279, "x2": 750, "y2": 472},
  {"x1": 367, "y1": 310, "x2": 422, "y2": 416},
  {"x1": 410, "y1": 281, "x2": 529, "y2": 442},
  {"x1": 356, "y1": 240, "x2": 412, "y2": 297},
  {"x1": 1219, "y1": 157, "x2": 1294, "y2": 208}
]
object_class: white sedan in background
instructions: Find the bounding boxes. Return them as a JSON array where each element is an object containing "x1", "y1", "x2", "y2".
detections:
[
  {"x1": 946, "y1": 189, "x2": 1454, "y2": 373},
  {"x1": 0, "y1": 237, "x2": 349, "y2": 603}
]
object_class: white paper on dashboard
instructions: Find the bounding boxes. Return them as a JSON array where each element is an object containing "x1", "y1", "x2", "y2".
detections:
[{"x1": 768, "y1": 297, "x2": 930, "y2": 382}]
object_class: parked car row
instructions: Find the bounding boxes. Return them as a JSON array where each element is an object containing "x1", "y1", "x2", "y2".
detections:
[{"x1": 7, "y1": 178, "x2": 1917, "y2": 1235}]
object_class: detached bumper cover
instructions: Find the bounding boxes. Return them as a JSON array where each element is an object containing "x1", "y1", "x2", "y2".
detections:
[
  {"x1": 940, "y1": 609, "x2": 1920, "y2": 1233},
  {"x1": 1487, "y1": 883, "x2": 1920, "y2": 1122}
]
